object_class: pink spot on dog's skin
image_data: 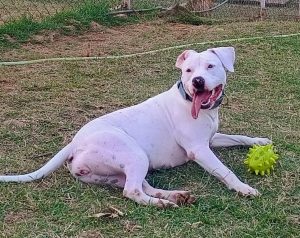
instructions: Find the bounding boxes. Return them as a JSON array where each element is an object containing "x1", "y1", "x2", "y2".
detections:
[
  {"x1": 188, "y1": 151, "x2": 196, "y2": 160},
  {"x1": 134, "y1": 189, "x2": 141, "y2": 196},
  {"x1": 75, "y1": 169, "x2": 90, "y2": 177},
  {"x1": 80, "y1": 169, "x2": 89, "y2": 175},
  {"x1": 100, "y1": 178, "x2": 109, "y2": 183},
  {"x1": 110, "y1": 179, "x2": 119, "y2": 184},
  {"x1": 155, "y1": 192, "x2": 162, "y2": 198}
]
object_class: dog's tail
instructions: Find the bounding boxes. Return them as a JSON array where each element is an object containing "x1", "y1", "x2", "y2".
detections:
[{"x1": 0, "y1": 143, "x2": 72, "y2": 183}]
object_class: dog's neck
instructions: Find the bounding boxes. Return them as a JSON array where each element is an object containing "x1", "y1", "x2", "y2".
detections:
[
  {"x1": 176, "y1": 80, "x2": 225, "y2": 110},
  {"x1": 177, "y1": 80, "x2": 193, "y2": 102}
]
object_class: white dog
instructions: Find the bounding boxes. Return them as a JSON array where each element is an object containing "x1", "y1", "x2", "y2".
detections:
[{"x1": 0, "y1": 47, "x2": 271, "y2": 208}]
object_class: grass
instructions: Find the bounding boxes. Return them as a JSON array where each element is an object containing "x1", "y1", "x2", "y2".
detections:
[
  {"x1": 0, "y1": 20, "x2": 299, "y2": 237},
  {"x1": 0, "y1": 0, "x2": 139, "y2": 48}
]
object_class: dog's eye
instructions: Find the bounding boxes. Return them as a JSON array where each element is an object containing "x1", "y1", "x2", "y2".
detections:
[
  {"x1": 208, "y1": 64, "x2": 214, "y2": 69},
  {"x1": 186, "y1": 68, "x2": 192, "y2": 73}
]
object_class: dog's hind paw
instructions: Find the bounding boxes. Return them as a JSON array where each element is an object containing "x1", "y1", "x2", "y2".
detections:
[
  {"x1": 174, "y1": 192, "x2": 196, "y2": 205},
  {"x1": 157, "y1": 199, "x2": 179, "y2": 209}
]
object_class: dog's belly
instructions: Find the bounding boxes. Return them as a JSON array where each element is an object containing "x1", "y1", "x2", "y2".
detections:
[
  {"x1": 147, "y1": 143, "x2": 188, "y2": 170},
  {"x1": 73, "y1": 96, "x2": 188, "y2": 170}
]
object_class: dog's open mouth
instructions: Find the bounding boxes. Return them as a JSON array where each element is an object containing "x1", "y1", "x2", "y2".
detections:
[{"x1": 191, "y1": 84, "x2": 223, "y2": 119}]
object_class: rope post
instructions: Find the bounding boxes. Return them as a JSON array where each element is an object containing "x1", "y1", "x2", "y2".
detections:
[
  {"x1": 260, "y1": 0, "x2": 267, "y2": 20},
  {"x1": 298, "y1": 0, "x2": 300, "y2": 20},
  {"x1": 123, "y1": 0, "x2": 132, "y2": 10}
]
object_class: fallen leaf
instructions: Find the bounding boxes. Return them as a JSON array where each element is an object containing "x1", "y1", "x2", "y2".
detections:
[
  {"x1": 186, "y1": 221, "x2": 203, "y2": 228},
  {"x1": 89, "y1": 213, "x2": 112, "y2": 218},
  {"x1": 109, "y1": 206, "x2": 125, "y2": 216},
  {"x1": 122, "y1": 220, "x2": 142, "y2": 232},
  {"x1": 88, "y1": 206, "x2": 125, "y2": 219}
]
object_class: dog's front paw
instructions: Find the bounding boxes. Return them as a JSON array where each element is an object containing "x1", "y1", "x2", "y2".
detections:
[
  {"x1": 234, "y1": 183, "x2": 260, "y2": 197},
  {"x1": 252, "y1": 137, "x2": 272, "y2": 146}
]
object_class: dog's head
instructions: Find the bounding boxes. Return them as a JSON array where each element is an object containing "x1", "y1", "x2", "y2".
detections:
[{"x1": 176, "y1": 47, "x2": 235, "y2": 119}]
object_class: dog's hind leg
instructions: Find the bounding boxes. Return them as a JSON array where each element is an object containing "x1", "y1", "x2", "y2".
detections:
[
  {"x1": 122, "y1": 155, "x2": 178, "y2": 208},
  {"x1": 69, "y1": 130, "x2": 178, "y2": 208},
  {"x1": 142, "y1": 180, "x2": 196, "y2": 205}
]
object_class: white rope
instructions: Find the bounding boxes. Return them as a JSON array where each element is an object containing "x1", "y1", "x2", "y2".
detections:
[{"x1": 0, "y1": 32, "x2": 299, "y2": 66}]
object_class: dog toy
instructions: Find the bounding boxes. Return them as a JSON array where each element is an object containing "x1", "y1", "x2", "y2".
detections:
[{"x1": 244, "y1": 144, "x2": 279, "y2": 176}]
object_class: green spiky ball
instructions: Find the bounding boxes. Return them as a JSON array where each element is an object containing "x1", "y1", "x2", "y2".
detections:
[{"x1": 244, "y1": 144, "x2": 279, "y2": 176}]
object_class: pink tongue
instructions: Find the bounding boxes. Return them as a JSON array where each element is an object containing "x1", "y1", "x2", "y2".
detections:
[{"x1": 191, "y1": 91, "x2": 211, "y2": 119}]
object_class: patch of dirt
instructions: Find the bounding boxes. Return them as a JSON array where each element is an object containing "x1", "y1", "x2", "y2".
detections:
[
  {"x1": 78, "y1": 230, "x2": 105, "y2": 238},
  {"x1": 2, "y1": 20, "x2": 215, "y2": 61},
  {"x1": 0, "y1": 79, "x2": 18, "y2": 91},
  {"x1": 4, "y1": 210, "x2": 34, "y2": 224},
  {"x1": 287, "y1": 215, "x2": 300, "y2": 225},
  {"x1": 2, "y1": 20, "x2": 300, "y2": 62},
  {"x1": 122, "y1": 220, "x2": 142, "y2": 233},
  {"x1": 3, "y1": 119, "x2": 27, "y2": 128}
]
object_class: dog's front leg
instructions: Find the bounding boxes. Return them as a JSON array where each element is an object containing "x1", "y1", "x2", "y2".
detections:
[
  {"x1": 190, "y1": 146, "x2": 259, "y2": 196},
  {"x1": 211, "y1": 133, "x2": 272, "y2": 147}
]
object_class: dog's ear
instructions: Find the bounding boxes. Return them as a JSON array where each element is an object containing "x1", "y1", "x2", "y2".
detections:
[
  {"x1": 175, "y1": 50, "x2": 196, "y2": 69},
  {"x1": 210, "y1": 47, "x2": 235, "y2": 72}
]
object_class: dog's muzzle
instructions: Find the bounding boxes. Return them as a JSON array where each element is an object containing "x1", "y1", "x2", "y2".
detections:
[{"x1": 177, "y1": 80, "x2": 225, "y2": 119}]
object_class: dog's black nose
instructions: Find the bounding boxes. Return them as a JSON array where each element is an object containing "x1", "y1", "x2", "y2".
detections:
[{"x1": 192, "y1": 77, "x2": 205, "y2": 91}]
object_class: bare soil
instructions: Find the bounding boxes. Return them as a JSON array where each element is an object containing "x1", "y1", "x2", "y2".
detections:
[{"x1": 2, "y1": 20, "x2": 300, "y2": 62}]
